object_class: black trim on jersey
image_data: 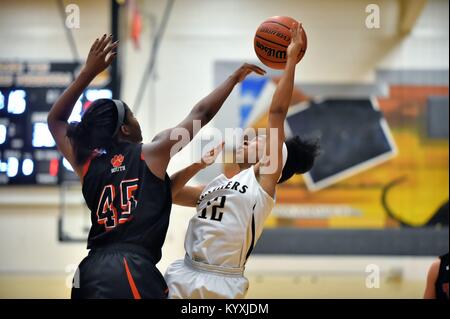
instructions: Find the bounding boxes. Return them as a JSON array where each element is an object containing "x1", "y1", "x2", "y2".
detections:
[{"x1": 245, "y1": 203, "x2": 257, "y2": 261}]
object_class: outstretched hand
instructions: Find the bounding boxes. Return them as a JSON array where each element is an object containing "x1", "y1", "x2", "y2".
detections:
[
  {"x1": 201, "y1": 141, "x2": 225, "y2": 167},
  {"x1": 84, "y1": 34, "x2": 118, "y2": 76},
  {"x1": 287, "y1": 23, "x2": 304, "y2": 59},
  {"x1": 233, "y1": 63, "x2": 266, "y2": 83}
]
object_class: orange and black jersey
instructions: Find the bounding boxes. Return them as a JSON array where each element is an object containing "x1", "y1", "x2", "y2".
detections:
[{"x1": 81, "y1": 141, "x2": 172, "y2": 264}]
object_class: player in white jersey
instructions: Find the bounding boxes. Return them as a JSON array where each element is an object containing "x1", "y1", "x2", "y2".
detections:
[{"x1": 166, "y1": 24, "x2": 319, "y2": 299}]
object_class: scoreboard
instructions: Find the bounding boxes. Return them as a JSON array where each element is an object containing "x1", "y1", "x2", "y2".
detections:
[{"x1": 0, "y1": 61, "x2": 114, "y2": 185}]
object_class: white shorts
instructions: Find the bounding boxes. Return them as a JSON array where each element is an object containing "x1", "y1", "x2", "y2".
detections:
[{"x1": 164, "y1": 256, "x2": 249, "y2": 299}]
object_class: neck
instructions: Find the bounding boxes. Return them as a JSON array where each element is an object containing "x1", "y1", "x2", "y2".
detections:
[
  {"x1": 224, "y1": 162, "x2": 252, "y2": 178},
  {"x1": 117, "y1": 135, "x2": 138, "y2": 144}
]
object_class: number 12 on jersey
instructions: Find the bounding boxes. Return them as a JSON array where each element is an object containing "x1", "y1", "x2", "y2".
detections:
[
  {"x1": 96, "y1": 178, "x2": 139, "y2": 230},
  {"x1": 198, "y1": 196, "x2": 226, "y2": 222}
]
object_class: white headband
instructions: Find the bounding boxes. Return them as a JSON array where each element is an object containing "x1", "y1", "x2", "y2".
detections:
[{"x1": 282, "y1": 142, "x2": 288, "y2": 170}]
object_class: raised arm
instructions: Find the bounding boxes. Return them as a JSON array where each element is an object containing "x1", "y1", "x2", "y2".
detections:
[
  {"x1": 47, "y1": 34, "x2": 117, "y2": 177},
  {"x1": 142, "y1": 64, "x2": 265, "y2": 180},
  {"x1": 258, "y1": 24, "x2": 304, "y2": 197},
  {"x1": 170, "y1": 142, "x2": 224, "y2": 207}
]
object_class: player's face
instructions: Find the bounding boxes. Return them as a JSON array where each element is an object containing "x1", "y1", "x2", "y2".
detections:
[
  {"x1": 235, "y1": 134, "x2": 266, "y2": 165},
  {"x1": 123, "y1": 108, "x2": 143, "y2": 143}
]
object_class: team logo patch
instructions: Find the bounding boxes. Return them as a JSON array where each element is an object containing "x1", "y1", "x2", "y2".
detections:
[
  {"x1": 111, "y1": 154, "x2": 126, "y2": 173},
  {"x1": 111, "y1": 154, "x2": 124, "y2": 167}
]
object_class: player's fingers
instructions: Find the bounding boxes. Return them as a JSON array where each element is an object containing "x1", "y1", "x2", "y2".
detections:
[
  {"x1": 95, "y1": 34, "x2": 107, "y2": 52},
  {"x1": 98, "y1": 34, "x2": 112, "y2": 53},
  {"x1": 297, "y1": 23, "x2": 303, "y2": 38},
  {"x1": 211, "y1": 143, "x2": 221, "y2": 155},
  {"x1": 291, "y1": 24, "x2": 298, "y2": 40},
  {"x1": 94, "y1": 35, "x2": 107, "y2": 54},
  {"x1": 253, "y1": 66, "x2": 267, "y2": 75},
  {"x1": 103, "y1": 40, "x2": 119, "y2": 55},
  {"x1": 290, "y1": 22, "x2": 296, "y2": 31},
  {"x1": 90, "y1": 38, "x2": 99, "y2": 52},
  {"x1": 105, "y1": 52, "x2": 117, "y2": 65},
  {"x1": 214, "y1": 142, "x2": 225, "y2": 154},
  {"x1": 246, "y1": 64, "x2": 266, "y2": 75},
  {"x1": 209, "y1": 141, "x2": 224, "y2": 156}
]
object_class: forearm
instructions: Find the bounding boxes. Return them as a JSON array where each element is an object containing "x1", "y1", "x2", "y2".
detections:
[
  {"x1": 191, "y1": 74, "x2": 239, "y2": 123},
  {"x1": 269, "y1": 58, "x2": 296, "y2": 115},
  {"x1": 143, "y1": 77, "x2": 237, "y2": 175},
  {"x1": 262, "y1": 57, "x2": 297, "y2": 182},
  {"x1": 170, "y1": 162, "x2": 205, "y2": 197},
  {"x1": 48, "y1": 68, "x2": 95, "y2": 123},
  {"x1": 173, "y1": 185, "x2": 203, "y2": 207}
]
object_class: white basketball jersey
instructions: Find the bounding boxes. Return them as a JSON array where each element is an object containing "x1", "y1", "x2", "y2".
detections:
[{"x1": 184, "y1": 166, "x2": 275, "y2": 269}]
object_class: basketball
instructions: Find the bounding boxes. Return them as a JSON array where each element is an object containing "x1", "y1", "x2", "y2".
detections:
[
  {"x1": 254, "y1": 16, "x2": 307, "y2": 69},
  {"x1": 1, "y1": 0, "x2": 447, "y2": 306}
]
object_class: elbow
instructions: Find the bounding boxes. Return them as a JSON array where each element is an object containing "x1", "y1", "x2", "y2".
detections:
[
  {"x1": 46, "y1": 112, "x2": 61, "y2": 134},
  {"x1": 47, "y1": 113, "x2": 56, "y2": 130},
  {"x1": 192, "y1": 105, "x2": 213, "y2": 124},
  {"x1": 47, "y1": 108, "x2": 60, "y2": 126},
  {"x1": 47, "y1": 112, "x2": 54, "y2": 124},
  {"x1": 201, "y1": 110, "x2": 214, "y2": 123}
]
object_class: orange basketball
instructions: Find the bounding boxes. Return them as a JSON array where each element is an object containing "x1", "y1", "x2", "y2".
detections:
[{"x1": 254, "y1": 16, "x2": 307, "y2": 70}]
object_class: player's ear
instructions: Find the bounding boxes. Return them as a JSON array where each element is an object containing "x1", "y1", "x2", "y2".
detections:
[{"x1": 120, "y1": 124, "x2": 131, "y2": 136}]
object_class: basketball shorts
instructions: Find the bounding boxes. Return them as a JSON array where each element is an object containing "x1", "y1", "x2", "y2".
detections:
[
  {"x1": 71, "y1": 243, "x2": 168, "y2": 299},
  {"x1": 164, "y1": 255, "x2": 249, "y2": 299}
]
